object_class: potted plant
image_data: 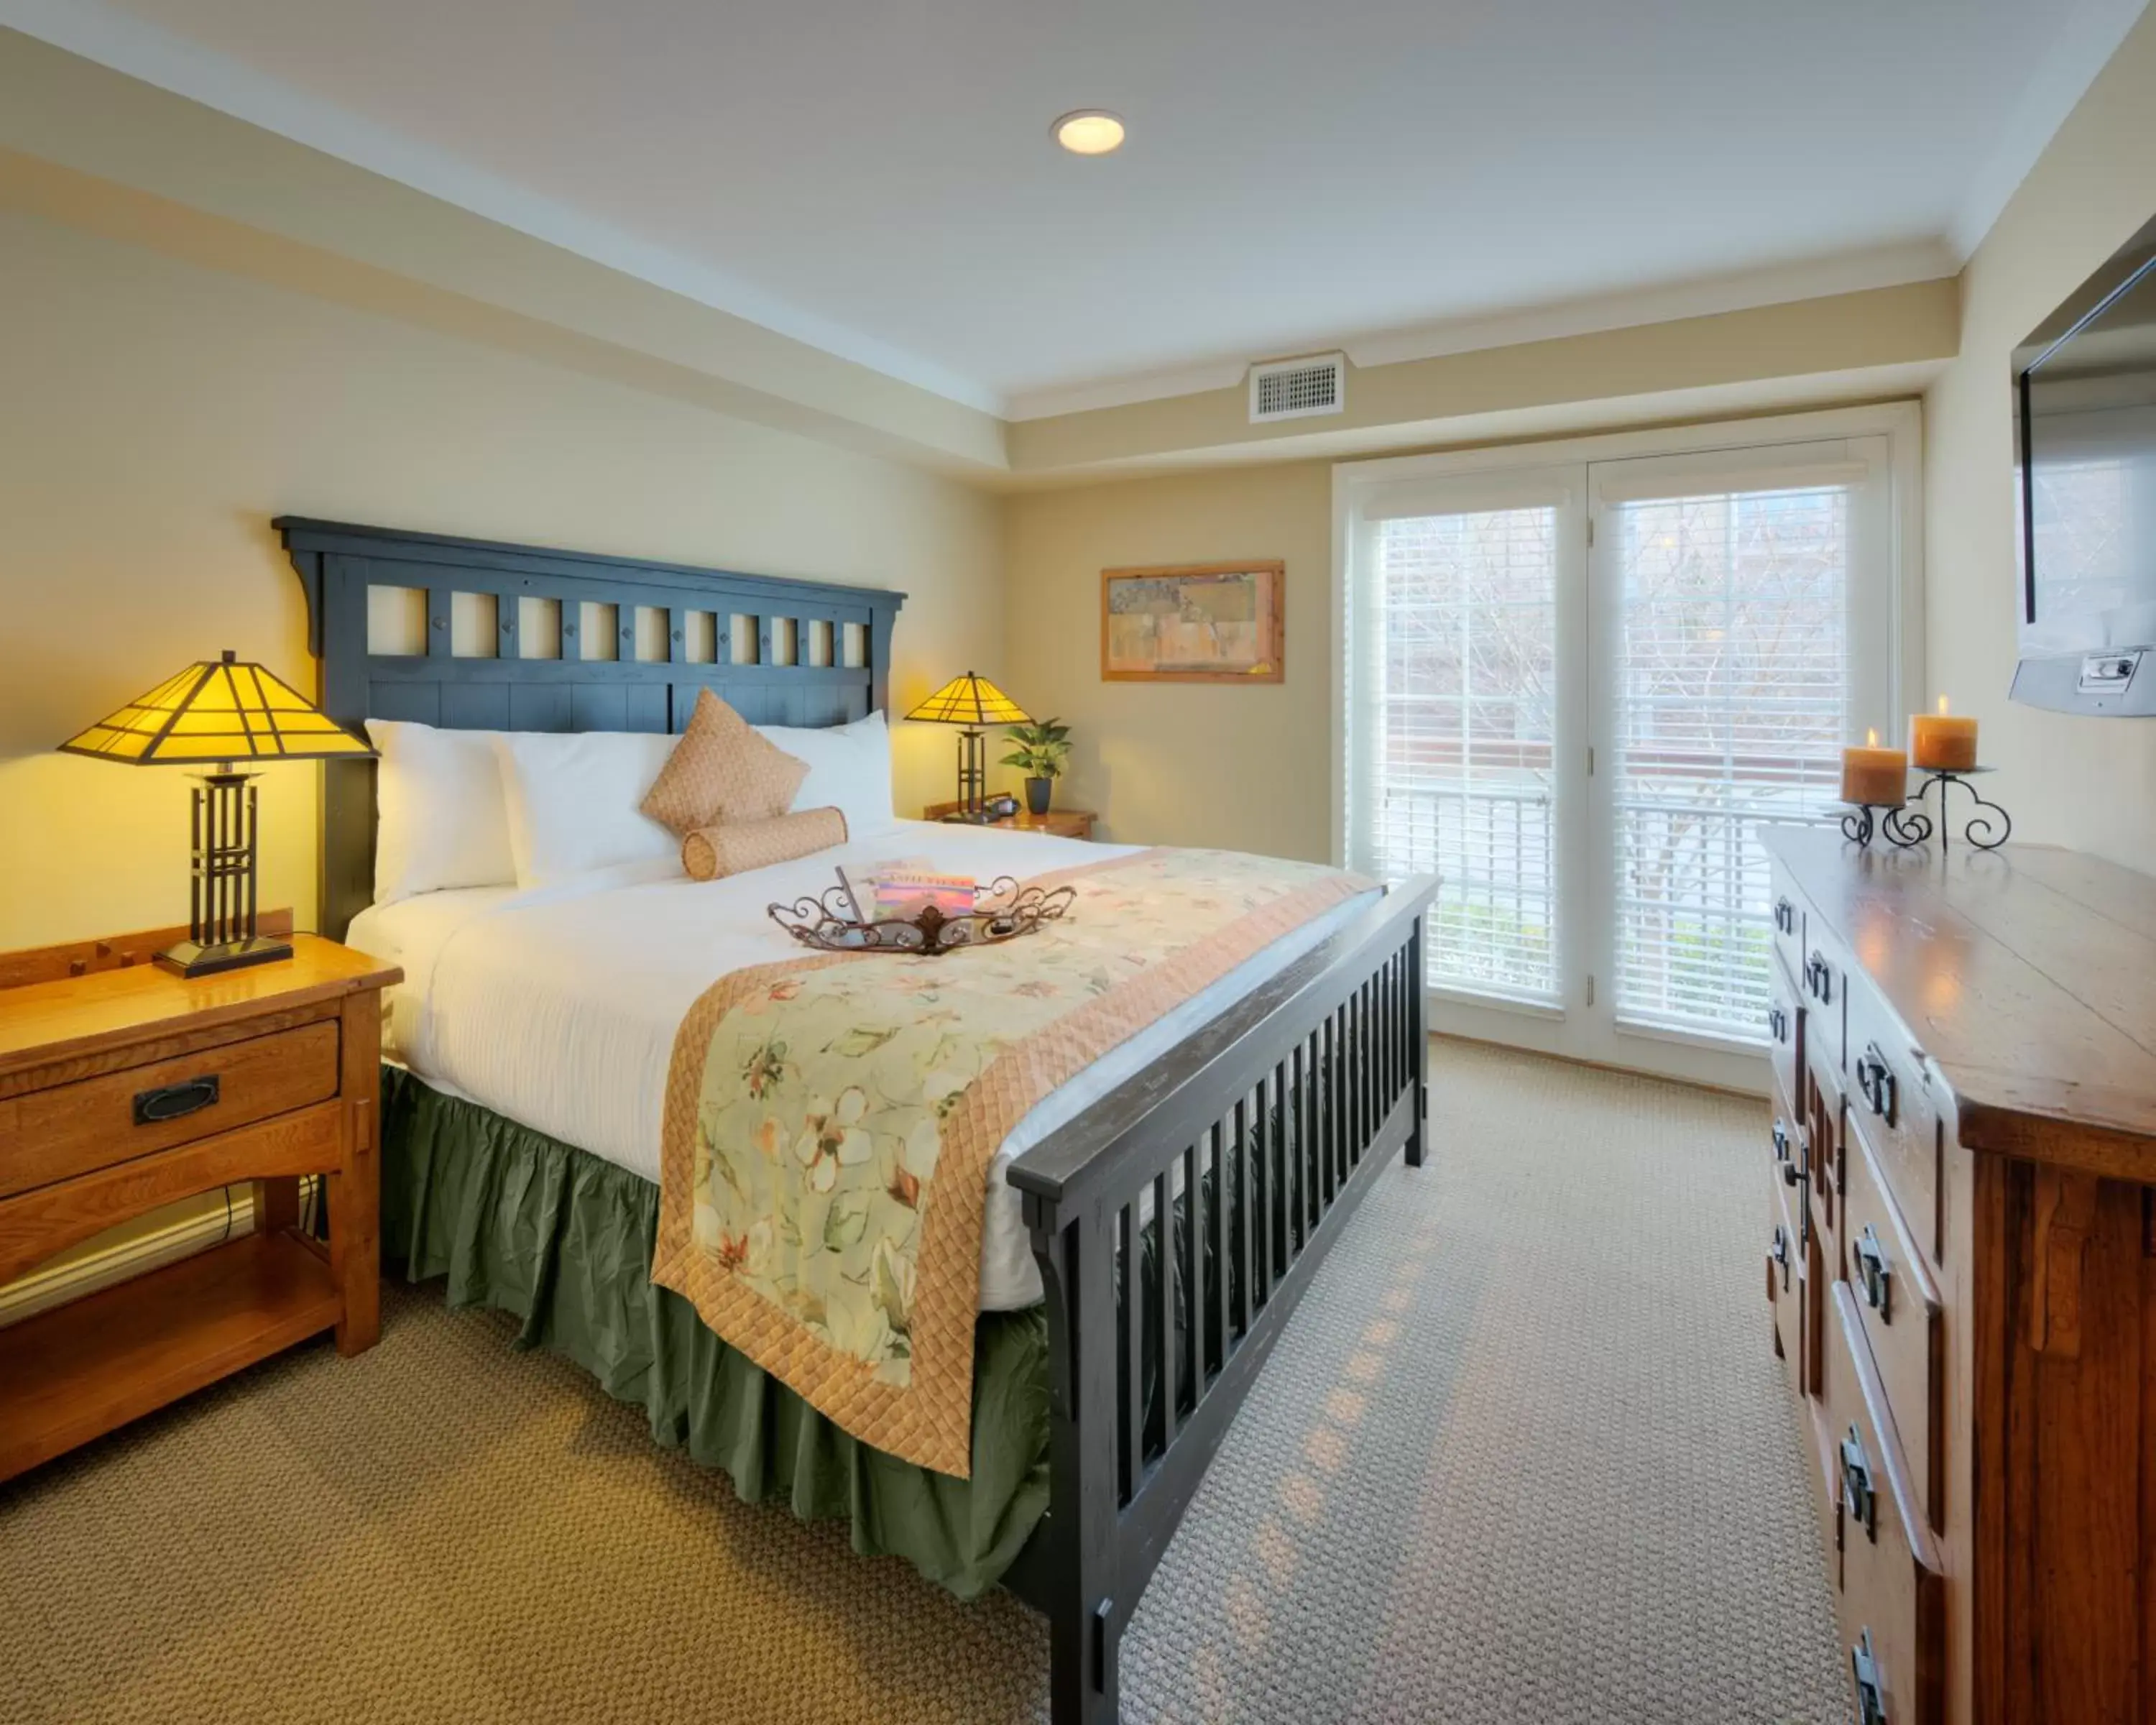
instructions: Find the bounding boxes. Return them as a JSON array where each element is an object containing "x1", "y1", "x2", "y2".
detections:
[{"x1": 1001, "y1": 717, "x2": 1072, "y2": 817}]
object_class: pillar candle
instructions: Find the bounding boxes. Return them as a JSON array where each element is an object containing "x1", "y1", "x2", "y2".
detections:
[
  {"x1": 1910, "y1": 696, "x2": 1978, "y2": 771},
  {"x1": 1841, "y1": 730, "x2": 1908, "y2": 806}
]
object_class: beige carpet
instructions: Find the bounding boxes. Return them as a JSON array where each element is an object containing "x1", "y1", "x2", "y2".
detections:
[{"x1": 0, "y1": 1040, "x2": 1844, "y2": 1724}]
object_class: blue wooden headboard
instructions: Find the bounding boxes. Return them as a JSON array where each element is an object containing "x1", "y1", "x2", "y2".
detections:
[{"x1": 277, "y1": 517, "x2": 906, "y2": 939}]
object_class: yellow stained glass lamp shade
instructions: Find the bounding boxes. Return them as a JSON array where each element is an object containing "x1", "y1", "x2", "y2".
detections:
[
  {"x1": 58, "y1": 651, "x2": 374, "y2": 976},
  {"x1": 60, "y1": 650, "x2": 374, "y2": 765},
  {"x1": 904, "y1": 672, "x2": 1032, "y2": 730},
  {"x1": 905, "y1": 671, "x2": 1032, "y2": 820}
]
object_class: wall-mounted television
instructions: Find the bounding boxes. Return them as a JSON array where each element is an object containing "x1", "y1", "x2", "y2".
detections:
[{"x1": 2013, "y1": 215, "x2": 2156, "y2": 715}]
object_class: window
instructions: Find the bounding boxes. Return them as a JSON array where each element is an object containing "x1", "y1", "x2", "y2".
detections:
[{"x1": 1339, "y1": 410, "x2": 1915, "y2": 1087}]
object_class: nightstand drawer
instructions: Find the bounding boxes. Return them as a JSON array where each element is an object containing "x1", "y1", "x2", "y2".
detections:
[{"x1": 0, "y1": 1018, "x2": 341, "y2": 1197}]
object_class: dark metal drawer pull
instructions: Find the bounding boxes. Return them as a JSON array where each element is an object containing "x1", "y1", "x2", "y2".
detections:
[
  {"x1": 1772, "y1": 1119, "x2": 1801, "y2": 1187},
  {"x1": 1766, "y1": 1004, "x2": 1789, "y2": 1043},
  {"x1": 1851, "y1": 1630, "x2": 1887, "y2": 1725},
  {"x1": 1856, "y1": 1042, "x2": 1898, "y2": 1126},
  {"x1": 1774, "y1": 896, "x2": 1796, "y2": 935},
  {"x1": 1770, "y1": 1225, "x2": 1791, "y2": 1291},
  {"x1": 1841, "y1": 1425, "x2": 1877, "y2": 1543},
  {"x1": 1855, "y1": 1225, "x2": 1893, "y2": 1322},
  {"x1": 132, "y1": 1074, "x2": 221, "y2": 1126},
  {"x1": 1806, "y1": 950, "x2": 1834, "y2": 1003}
]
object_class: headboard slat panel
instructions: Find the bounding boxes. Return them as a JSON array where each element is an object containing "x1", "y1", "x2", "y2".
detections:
[{"x1": 277, "y1": 518, "x2": 904, "y2": 940}]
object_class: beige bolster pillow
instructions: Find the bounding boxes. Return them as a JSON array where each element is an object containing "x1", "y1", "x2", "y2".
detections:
[{"x1": 682, "y1": 806, "x2": 849, "y2": 882}]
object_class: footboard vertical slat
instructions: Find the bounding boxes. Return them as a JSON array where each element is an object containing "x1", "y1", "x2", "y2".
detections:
[
  {"x1": 1189, "y1": 1134, "x2": 1210, "y2": 1391},
  {"x1": 1153, "y1": 1167, "x2": 1175, "y2": 1451},
  {"x1": 1130, "y1": 1208, "x2": 1147, "y2": 1501},
  {"x1": 1259, "y1": 1065, "x2": 1276, "y2": 1294},
  {"x1": 1289, "y1": 1040, "x2": 1307, "y2": 1252},
  {"x1": 1242, "y1": 1091, "x2": 1259, "y2": 1337},
  {"x1": 1210, "y1": 1121, "x2": 1229, "y2": 1378}
]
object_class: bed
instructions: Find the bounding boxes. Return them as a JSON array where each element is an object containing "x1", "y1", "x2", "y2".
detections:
[{"x1": 278, "y1": 516, "x2": 1435, "y2": 1724}]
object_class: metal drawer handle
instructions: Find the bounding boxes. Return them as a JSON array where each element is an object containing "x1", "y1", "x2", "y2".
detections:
[
  {"x1": 132, "y1": 1074, "x2": 221, "y2": 1126},
  {"x1": 1855, "y1": 1225, "x2": 1893, "y2": 1322},
  {"x1": 1806, "y1": 950, "x2": 1834, "y2": 1004},
  {"x1": 1766, "y1": 1004, "x2": 1789, "y2": 1043},
  {"x1": 1857, "y1": 1042, "x2": 1898, "y2": 1126},
  {"x1": 1772, "y1": 1118, "x2": 1802, "y2": 1187},
  {"x1": 1851, "y1": 1630, "x2": 1888, "y2": 1725},
  {"x1": 1841, "y1": 1425, "x2": 1878, "y2": 1543},
  {"x1": 1774, "y1": 896, "x2": 1796, "y2": 935},
  {"x1": 1769, "y1": 1224, "x2": 1791, "y2": 1291}
]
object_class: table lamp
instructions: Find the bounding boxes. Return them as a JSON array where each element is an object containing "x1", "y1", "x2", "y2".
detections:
[
  {"x1": 60, "y1": 649, "x2": 375, "y2": 975},
  {"x1": 905, "y1": 671, "x2": 1031, "y2": 822}
]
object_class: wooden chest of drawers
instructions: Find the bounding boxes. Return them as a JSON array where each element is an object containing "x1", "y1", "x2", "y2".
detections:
[{"x1": 1763, "y1": 828, "x2": 2156, "y2": 1725}]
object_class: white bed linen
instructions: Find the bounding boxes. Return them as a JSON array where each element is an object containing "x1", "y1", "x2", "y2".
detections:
[{"x1": 349, "y1": 822, "x2": 1373, "y2": 1310}]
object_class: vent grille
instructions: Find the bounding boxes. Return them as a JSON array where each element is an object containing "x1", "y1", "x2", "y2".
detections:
[{"x1": 1250, "y1": 353, "x2": 1345, "y2": 423}]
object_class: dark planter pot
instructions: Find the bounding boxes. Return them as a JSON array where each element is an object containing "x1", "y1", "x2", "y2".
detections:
[{"x1": 1024, "y1": 777, "x2": 1054, "y2": 816}]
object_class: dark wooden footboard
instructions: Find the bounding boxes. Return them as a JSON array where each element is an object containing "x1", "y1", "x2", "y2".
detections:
[{"x1": 1005, "y1": 875, "x2": 1437, "y2": 1724}]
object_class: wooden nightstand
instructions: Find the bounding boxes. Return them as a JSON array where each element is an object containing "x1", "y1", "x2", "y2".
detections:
[
  {"x1": 0, "y1": 918, "x2": 400, "y2": 1482},
  {"x1": 923, "y1": 801, "x2": 1097, "y2": 840}
]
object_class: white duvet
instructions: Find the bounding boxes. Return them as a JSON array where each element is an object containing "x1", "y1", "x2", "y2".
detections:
[{"x1": 350, "y1": 821, "x2": 1373, "y2": 1310}]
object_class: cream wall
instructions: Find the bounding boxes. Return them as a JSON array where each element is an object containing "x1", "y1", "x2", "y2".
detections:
[
  {"x1": 0, "y1": 206, "x2": 1003, "y2": 950},
  {"x1": 1924, "y1": 6, "x2": 2156, "y2": 869},
  {"x1": 1003, "y1": 464, "x2": 1335, "y2": 861}
]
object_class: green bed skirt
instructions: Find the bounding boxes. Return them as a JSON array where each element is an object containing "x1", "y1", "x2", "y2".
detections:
[{"x1": 377, "y1": 1065, "x2": 1051, "y2": 1600}]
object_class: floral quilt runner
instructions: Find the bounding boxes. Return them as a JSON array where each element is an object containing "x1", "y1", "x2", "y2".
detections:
[{"x1": 650, "y1": 847, "x2": 1371, "y2": 1477}]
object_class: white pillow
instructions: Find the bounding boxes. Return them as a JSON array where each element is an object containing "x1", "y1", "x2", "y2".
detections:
[
  {"x1": 367, "y1": 719, "x2": 517, "y2": 905},
  {"x1": 754, "y1": 710, "x2": 898, "y2": 839},
  {"x1": 490, "y1": 730, "x2": 681, "y2": 889}
]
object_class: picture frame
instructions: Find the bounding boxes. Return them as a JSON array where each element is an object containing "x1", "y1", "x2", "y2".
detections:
[{"x1": 1099, "y1": 561, "x2": 1285, "y2": 684}]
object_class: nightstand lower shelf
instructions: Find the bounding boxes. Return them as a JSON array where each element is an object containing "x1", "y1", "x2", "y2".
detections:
[{"x1": 0, "y1": 1228, "x2": 341, "y2": 1482}]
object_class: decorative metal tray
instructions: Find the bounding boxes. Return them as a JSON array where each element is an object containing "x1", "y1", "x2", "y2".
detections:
[{"x1": 769, "y1": 876, "x2": 1074, "y2": 956}]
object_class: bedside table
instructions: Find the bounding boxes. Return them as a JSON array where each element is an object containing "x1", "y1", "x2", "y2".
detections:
[
  {"x1": 0, "y1": 918, "x2": 400, "y2": 1482},
  {"x1": 923, "y1": 801, "x2": 1097, "y2": 840}
]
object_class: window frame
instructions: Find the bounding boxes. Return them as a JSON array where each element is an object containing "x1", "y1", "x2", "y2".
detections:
[{"x1": 1332, "y1": 402, "x2": 1924, "y2": 1092}]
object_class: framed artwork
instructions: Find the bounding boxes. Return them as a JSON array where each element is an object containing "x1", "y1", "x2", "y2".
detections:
[{"x1": 1100, "y1": 561, "x2": 1285, "y2": 684}]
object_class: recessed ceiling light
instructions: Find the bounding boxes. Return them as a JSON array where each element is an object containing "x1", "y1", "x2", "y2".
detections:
[{"x1": 1053, "y1": 110, "x2": 1125, "y2": 156}]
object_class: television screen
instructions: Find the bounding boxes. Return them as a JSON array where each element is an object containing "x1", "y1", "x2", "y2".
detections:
[{"x1": 2019, "y1": 226, "x2": 2156, "y2": 656}]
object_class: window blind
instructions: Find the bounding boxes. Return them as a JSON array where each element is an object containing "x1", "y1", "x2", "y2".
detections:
[
  {"x1": 1606, "y1": 482, "x2": 1852, "y2": 1040},
  {"x1": 1363, "y1": 506, "x2": 1562, "y2": 1004}
]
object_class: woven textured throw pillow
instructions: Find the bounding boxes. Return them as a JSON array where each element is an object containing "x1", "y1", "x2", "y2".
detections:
[
  {"x1": 682, "y1": 806, "x2": 849, "y2": 881},
  {"x1": 641, "y1": 689, "x2": 809, "y2": 837}
]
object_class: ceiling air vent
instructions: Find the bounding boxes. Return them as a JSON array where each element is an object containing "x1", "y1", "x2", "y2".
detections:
[{"x1": 1249, "y1": 352, "x2": 1345, "y2": 423}]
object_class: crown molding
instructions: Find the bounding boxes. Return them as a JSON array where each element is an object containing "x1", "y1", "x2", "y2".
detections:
[
  {"x1": 1007, "y1": 242, "x2": 1958, "y2": 423},
  {"x1": 1948, "y1": 0, "x2": 2152, "y2": 257},
  {"x1": 0, "y1": 0, "x2": 1004, "y2": 414}
]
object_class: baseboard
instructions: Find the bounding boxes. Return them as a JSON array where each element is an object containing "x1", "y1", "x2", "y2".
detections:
[{"x1": 0, "y1": 1184, "x2": 262, "y2": 1329}]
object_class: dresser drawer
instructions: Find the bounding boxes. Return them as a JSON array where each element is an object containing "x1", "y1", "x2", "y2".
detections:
[
  {"x1": 1769, "y1": 870, "x2": 1805, "y2": 1004},
  {"x1": 1844, "y1": 1118, "x2": 1944, "y2": 1533},
  {"x1": 1804, "y1": 1051, "x2": 1846, "y2": 1248},
  {"x1": 1767, "y1": 949, "x2": 1801, "y2": 1109},
  {"x1": 0, "y1": 1019, "x2": 341, "y2": 1197},
  {"x1": 1828, "y1": 1284, "x2": 1945, "y2": 1725},
  {"x1": 1767, "y1": 1103, "x2": 1805, "y2": 1399},
  {"x1": 1843, "y1": 972, "x2": 1940, "y2": 1265},
  {"x1": 1799, "y1": 932, "x2": 1845, "y2": 1074}
]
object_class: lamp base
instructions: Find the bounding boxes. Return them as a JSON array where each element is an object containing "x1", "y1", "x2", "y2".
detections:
[{"x1": 156, "y1": 934, "x2": 294, "y2": 978}]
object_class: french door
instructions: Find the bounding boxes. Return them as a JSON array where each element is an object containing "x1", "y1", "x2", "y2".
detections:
[{"x1": 1340, "y1": 419, "x2": 1909, "y2": 1087}]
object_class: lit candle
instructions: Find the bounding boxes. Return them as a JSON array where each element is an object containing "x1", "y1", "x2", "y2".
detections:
[
  {"x1": 1841, "y1": 728, "x2": 1909, "y2": 807},
  {"x1": 1910, "y1": 696, "x2": 1978, "y2": 771}
]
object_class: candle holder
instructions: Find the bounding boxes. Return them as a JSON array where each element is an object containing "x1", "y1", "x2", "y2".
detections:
[
  {"x1": 1909, "y1": 767, "x2": 2011, "y2": 855},
  {"x1": 1838, "y1": 802, "x2": 1932, "y2": 849}
]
